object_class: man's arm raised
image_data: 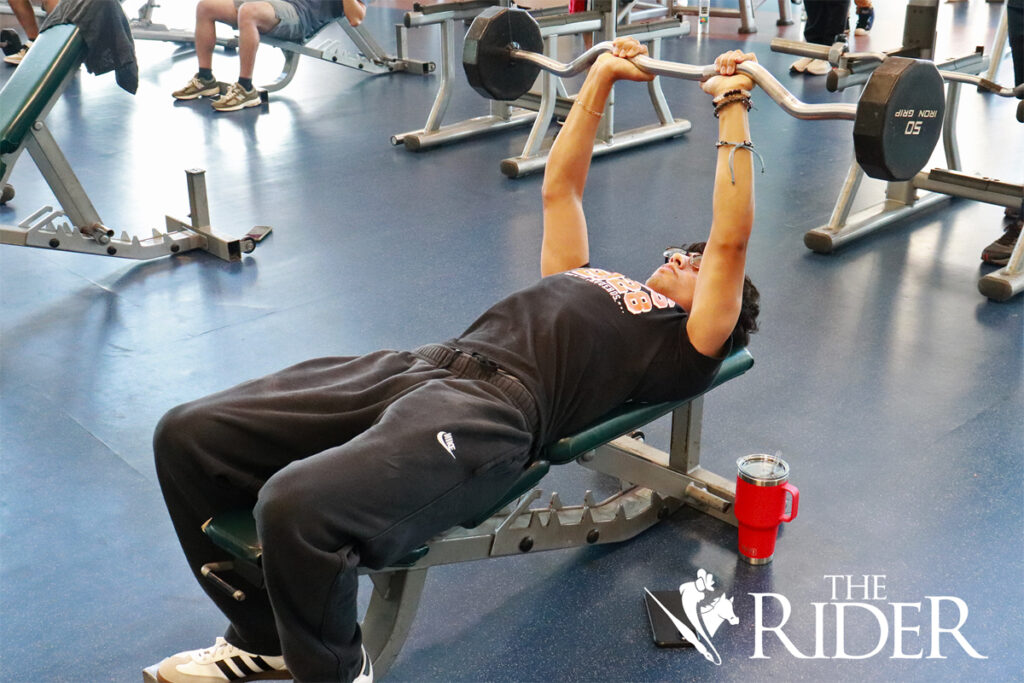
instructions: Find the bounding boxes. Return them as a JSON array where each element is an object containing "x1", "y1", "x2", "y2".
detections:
[
  {"x1": 686, "y1": 50, "x2": 758, "y2": 358},
  {"x1": 540, "y1": 39, "x2": 653, "y2": 277}
]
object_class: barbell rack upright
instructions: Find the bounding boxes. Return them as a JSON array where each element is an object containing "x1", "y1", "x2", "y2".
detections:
[{"x1": 498, "y1": 8, "x2": 693, "y2": 178}]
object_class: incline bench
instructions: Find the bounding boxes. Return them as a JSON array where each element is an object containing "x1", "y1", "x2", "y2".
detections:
[
  {"x1": 142, "y1": 346, "x2": 754, "y2": 681},
  {"x1": 0, "y1": 23, "x2": 269, "y2": 261}
]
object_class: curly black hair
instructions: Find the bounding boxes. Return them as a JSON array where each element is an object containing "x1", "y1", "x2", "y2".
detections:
[{"x1": 682, "y1": 241, "x2": 760, "y2": 349}]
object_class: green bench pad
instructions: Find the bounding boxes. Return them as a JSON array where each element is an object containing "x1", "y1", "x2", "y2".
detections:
[
  {"x1": 540, "y1": 346, "x2": 754, "y2": 465},
  {"x1": 202, "y1": 510, "x2": 264, "y2": 564},
  {"x1": 0, "y1": 24, "x2": 83, "y2": 156},
  {"x1": 202, "y1": 346, "x2": 754, "y2": 565}
]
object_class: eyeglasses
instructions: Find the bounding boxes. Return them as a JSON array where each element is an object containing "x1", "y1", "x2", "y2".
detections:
[{"x1": 663, "y1": 248, "x2": 702, "y2": 271}]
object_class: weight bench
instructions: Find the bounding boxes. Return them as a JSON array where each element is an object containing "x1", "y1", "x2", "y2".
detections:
[
  {"x1": 129, "y1": 0, "x2": 434, "y2": 91},
  {"x1": 142, "y1": 346, "x2": 753, "y2": 682},
  {"x1": 0, "y1": 23, "x2": 269, "y2": 261}
]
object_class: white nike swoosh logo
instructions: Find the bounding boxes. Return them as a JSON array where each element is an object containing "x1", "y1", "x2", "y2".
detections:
[{"x1": 436, "y1": 431, "x2": 456, "y2": 459}]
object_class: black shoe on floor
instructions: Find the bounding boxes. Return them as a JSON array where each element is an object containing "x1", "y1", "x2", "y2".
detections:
[
  {"x1": 1, "y1": 29, "x2": 23, "y2": 57},
  {"x1": 981, "y1": 219, "x2": 1022, "y2": 267}
]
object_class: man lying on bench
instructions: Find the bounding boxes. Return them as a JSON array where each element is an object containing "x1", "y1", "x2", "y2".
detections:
[
  {"x1": 172, "y1": 0, "x2": 367, "y2": 111},
  {"x1": 152, "y1": 41, "x2": 762, "y2": 683}
]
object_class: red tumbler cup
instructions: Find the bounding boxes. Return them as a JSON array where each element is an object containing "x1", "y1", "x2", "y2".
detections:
[{"x1": 734, "y1": 454, "x2": 799, "y2": 565}]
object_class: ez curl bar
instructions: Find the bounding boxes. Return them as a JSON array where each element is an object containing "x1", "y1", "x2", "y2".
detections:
[
  {"x1": 769, "y1": 37, "x2": 1024, "y2": 123},
  {"x1": 462, "y1": 7, "x2": 949, "y2": 182}
]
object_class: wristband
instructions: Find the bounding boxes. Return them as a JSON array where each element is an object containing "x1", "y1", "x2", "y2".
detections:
[
  {"x1": 574, "y1": 100, "x2": 604, "y2": 117},
  {"x1": 713, "y1": 94, "x2": 753, "y2": 118},
  {"x1": 715, "y1": 140, "x2": 766, "y2": 184},
  {"x1": 711, "y1": 89, "x2": 752, "y2": 106}
]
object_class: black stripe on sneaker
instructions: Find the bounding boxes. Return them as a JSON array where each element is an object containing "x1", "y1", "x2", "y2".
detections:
[
  {"x1": 214, "y1": 659, "x2": 242, "y2": 680},
  {"x1": 231, "y1": 656, "x2": 263, "y2": 676},
  {"x1": 250, "y1": 656, "x2": 274, "y2": 671},
  {"x1": 213, "y1": 656, "x2": 263, "y2": 680}
]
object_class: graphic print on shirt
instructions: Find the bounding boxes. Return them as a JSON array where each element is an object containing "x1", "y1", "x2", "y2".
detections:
[{"x1": 566, "y1": 268, "x2": 677, "y2": 315}]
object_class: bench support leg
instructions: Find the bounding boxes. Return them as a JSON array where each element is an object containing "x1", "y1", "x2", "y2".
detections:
[
  {"x1": 2, "y1": 167, "x2": 267, "y2": 261},
  {"x1": 362, "y1": 568, "x2": 428, "y2": 679},
  {"x1": 25, "y1": 121, "x2": 104, "y2": 231},
  {"x1": 582, "y1": 437, "x2": 736, "y2": 526}
]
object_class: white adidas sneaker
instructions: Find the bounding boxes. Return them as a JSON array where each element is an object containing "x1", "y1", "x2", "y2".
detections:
[
  {"x1": 354, "y1": 646, "x2": 373, "y2": 682},
  {"x1": 156, "y1": 637, "x2": 289, "y2": 682}
]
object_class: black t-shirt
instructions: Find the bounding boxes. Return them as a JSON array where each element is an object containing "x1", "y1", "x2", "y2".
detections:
[{"x1": 452, "y1": 268, "x2": 727, "y2": 446}]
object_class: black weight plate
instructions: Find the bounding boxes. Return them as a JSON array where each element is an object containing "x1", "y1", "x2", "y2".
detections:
[
  {"x1": 854, "y1": 56, "x2": 945, "y2": 181},
  {"x1": 463, "y1": 7, "x2": 544, "y2": 101}
]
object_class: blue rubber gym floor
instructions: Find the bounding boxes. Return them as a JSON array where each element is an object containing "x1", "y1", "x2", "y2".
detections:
[{"x1": 1, "y1": 1, "x2": 1021, "y2": 681}]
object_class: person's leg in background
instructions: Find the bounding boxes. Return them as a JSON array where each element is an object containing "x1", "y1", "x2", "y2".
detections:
[
  {"x1": 171, "y1": 0, "x2": 240, "y2": 100},
  {"x1": 342, "y1": 0, "x2": 366, "y2": 27},
  {"x1": 854, "y1": 0, "x2": 874, "y2": 36},
  {"x1": 1007, "y1": 0, "x2": 1023, "y2": 86},
  {"x1": 981, "y1": 0, "x2": 1023, "y2": 265},
  {"x1": 234, "y1": 1, "x2": 279, "y2": 87},
  {"x1": 792, "y1": 0, "x2": 851, "y2": 74},
  {"x1": 3, "y1": 0, "x2": 56, "y2": 66},
  {"x1": 211, "y1": 0, "x2": 298, "y2": 111}
]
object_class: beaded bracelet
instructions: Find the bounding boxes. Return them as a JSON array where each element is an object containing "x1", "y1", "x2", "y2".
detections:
[
  {"x1": 715, "y1": 140, "x2": 767, "y2": 184},
  {"x1": 711, "y1": 89, "x2": 752, "y2": 106},
  {"x1": 574, "y1": 100, "x2": 604, "y2": 118},
  {"x1": 713, "y1": 94, "x2": 753, "y2": 118}
]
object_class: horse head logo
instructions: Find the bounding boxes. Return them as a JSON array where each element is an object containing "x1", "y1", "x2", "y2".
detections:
[{"x1": 644, "y1": 568, "x2": 739, "y2": 666}]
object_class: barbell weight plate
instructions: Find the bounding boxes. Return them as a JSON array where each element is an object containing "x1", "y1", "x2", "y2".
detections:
[
  {"x1": 463, "y1": 7, "x2": 544, "y2": 101},
  {"x1": 854, "y1": 56, "x2": 945, "y2": 181}
]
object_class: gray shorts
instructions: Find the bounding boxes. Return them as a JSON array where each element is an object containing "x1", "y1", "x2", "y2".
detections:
[{"x1": 233, "y1": 0, "x2": 304, "y2": 41}]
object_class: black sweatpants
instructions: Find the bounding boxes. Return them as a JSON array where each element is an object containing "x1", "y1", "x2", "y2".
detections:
[
  {"x1": 154, "y1": 344, "x2": 538, "y2": 682},
  {"x1": 804, "y1": 0, "x2": 851, "y2": 46}
]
